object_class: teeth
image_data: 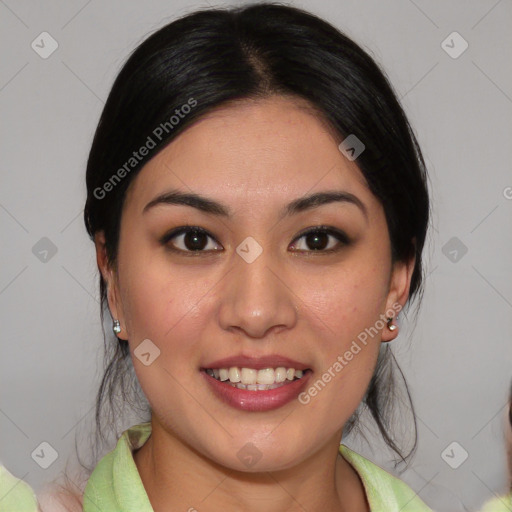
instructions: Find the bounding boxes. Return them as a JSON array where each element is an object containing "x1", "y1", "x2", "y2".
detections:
[
  {"x1": 228, "y1": 367, "x2": 241, "y2": 383},
  {"x1": 257, "y1": 368, "x2": 275, "y2": 385},
  {"x1": 235, "y1": 382, "x2": 284, "y2": 391},
  {"x1": 241, "y1": 368, "x2": 257, "y2": 385},
  {"x1": 206, "y1": 366, "x2": 307, "y2": 386},
  {"x1": 234, "y1": 382, "x2": 293, "y2": 391},
  {"x1": 275, "y1": 367, "x2": 287, "y2": 382}
]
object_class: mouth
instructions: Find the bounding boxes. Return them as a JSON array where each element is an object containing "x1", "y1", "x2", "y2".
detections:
[
  {"x1": 203, "y1": 366, "x2": 311, "y2": 391},
  {"x1": 200, "y1": 358, "x2": 312, "y2": 412}
]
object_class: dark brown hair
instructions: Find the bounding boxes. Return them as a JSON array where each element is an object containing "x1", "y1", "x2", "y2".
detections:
[{"x1": 82, "y1": 1, "x2": 430, "y2": 475}]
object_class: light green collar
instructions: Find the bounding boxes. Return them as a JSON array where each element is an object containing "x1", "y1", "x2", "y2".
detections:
[
  {"x1": 83, "y1": 422, "x2": 154, "y2": 511},
  {"x1": 84, "y1": 422, "x2": 432, "y2": 511},
  {"x1": 339, "y1": 444, "x2": 433, "y2": 511}
]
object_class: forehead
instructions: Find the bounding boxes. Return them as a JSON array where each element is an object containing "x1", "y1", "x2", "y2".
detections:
[{"x1": 124, "y1": 96, "x2": 374, "y2": 215}]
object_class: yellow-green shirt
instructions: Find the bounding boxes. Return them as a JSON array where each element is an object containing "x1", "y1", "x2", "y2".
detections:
[
  {"x1": 0, "y1": 465, "x2": 38, "y2": 512},
  {"x1": 6, "y1": 423, "x2": 512, "y2": 511},
  {"x1": 479, "y1": 493, "x2": 512, "y2": 511},
  {"x1": 82, "y1": 422, "x2": 433, "y2": 511}
]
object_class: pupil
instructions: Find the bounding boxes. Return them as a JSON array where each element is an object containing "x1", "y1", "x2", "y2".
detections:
[
  {"x1": 307, "y1": 232, "x2": 327, "y2": 250},
  {"x1": 185, "y1": 230, "x2": 207, "y2": 250}
]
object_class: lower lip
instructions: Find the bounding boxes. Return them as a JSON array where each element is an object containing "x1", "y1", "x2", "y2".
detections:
[{"x1": 201, "y1": 370, "x2": 312, "y2": 412}]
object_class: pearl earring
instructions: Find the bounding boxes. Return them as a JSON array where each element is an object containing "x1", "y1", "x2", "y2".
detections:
[
  {"x1": 386, "y1": 317, "x2": 397, "y2": 331},
  {"x1": 113, "y1": 319, "x2": 121, "y2": 334}
]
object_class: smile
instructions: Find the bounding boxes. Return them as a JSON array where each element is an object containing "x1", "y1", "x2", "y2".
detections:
[
  {"x1": 201, "y1": 366, "x2": 312, "y2": 412},
  {"x1": 205, "y1": 367, "x2": 307, "y2": 391}
]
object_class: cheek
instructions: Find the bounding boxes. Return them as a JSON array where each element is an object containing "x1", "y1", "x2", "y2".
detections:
[
  {"x1": 117, "y1": 258, "x2": 217, "y2": 428},
  {"x1": 119, "y1": 257, "x2": 215, "y2": 360},
  {"x1": 298, "y1": 263, "x2": 389, "y2": 344},
  {"x1": 293, "y1": 265, "x2": 387, "y2": 408}
]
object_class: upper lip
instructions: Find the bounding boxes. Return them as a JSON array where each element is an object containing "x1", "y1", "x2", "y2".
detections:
[{"x1": 202, "y1": 354, "x2": 310, "y2": 371}]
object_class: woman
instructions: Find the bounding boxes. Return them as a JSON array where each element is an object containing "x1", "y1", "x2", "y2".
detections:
[
  {"x1": 5, "y1": 3, "x2": 434, "y2": 511},
  {"x1": 80, "y1": 3, "x2": 432, "y2": 510}
]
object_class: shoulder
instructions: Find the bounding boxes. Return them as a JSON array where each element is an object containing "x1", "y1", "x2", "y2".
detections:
[
  {"x1": 36, "y1": 485, "x2": 83, "y2": 512},
  {"x1": 0, "y1": 463, "x2": 39, "y2": 512},
  {"x1": 339, "y1": 445, "x2": 433, "y2": 512},
  {"x1": 478, "y1": 493, "x2": 512, "y2": 512},
  {"x1": 36, "y1": 469, "x2": 88, "y2": 512}
]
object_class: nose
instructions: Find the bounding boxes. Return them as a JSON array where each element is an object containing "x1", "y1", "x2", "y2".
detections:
[{"x1": 217, "y1": 244, "x2": 298, "y2": 339}]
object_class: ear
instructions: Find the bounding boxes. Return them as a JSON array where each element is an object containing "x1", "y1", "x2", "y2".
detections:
[
  {"x1": 381, "y1": 244, "x2": 416, "y2": 342},
  {"x1": 94, "y1": 231, "x2": 128, "y2": 340}
]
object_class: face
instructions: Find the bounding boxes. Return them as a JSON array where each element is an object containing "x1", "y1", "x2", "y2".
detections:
[{"x1": 96, "y1": 96, "x2": 414, "y2": 472}]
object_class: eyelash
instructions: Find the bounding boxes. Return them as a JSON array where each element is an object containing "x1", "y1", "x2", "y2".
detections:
[{"x1": 160, "y1": 225, "x2": 350, "y2": 256}]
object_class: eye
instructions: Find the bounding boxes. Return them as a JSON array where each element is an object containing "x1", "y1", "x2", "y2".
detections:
[
  {"x1": 161, "y1": 225, "x2": 350, "y2": 255},
  {"x1": 289, "y1": 226, "x2": 350, "y2": 253},
  {"x1": 161, "y1": 226, "x2": 222, "y2": 254}
]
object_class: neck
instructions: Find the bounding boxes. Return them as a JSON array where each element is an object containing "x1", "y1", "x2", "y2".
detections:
[{"x1": 133, "y1": 419, "x2": 369, "y2": 512}]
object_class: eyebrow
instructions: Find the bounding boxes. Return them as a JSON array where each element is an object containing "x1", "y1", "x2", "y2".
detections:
[{"x1": 143, "y1": 188, "x2": 368, "y2": 221}]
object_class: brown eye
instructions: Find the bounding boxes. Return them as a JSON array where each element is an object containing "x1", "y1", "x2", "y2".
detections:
[
  {"x1": 162, "y1": 226, "x2": 222, "y2": 253},
  {"x1": 290, "y1": 227, "x2": 350, "y2": 253}
]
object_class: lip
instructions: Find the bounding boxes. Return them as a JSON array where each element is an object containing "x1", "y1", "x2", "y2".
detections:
[
  {"x1": 202, "y1": 354, "x2": 310, "y2": 371},
  {"x1": 201, "y1": 368, "x2": 312, "y2": 412}
]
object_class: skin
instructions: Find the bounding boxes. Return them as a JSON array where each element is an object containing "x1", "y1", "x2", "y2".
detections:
[{"x1": 95, "y1": 95, "x2": 415, "y2": 512}]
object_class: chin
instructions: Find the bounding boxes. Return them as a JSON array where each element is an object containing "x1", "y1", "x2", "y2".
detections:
[{"x1": 206, "y1": 436, "x2": 309, "y2": 474}]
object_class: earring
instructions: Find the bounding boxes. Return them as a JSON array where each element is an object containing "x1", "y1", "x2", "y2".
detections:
[
  {"x1": 386, "y1": 317, "x2": 397, "y2": 331},
  {"x1": 112, "y1": 319, "x2": 121, "y2": 334}
]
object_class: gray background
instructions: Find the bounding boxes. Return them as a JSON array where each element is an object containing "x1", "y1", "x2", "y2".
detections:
[{"x1": 1, "y1": 1, "x2": 511, "y2": 510}]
